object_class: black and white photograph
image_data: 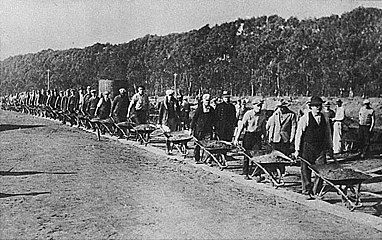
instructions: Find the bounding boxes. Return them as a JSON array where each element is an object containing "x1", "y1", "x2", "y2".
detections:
[{"x1": 1, "y1": 0, "x2": 382, "y2": 239}]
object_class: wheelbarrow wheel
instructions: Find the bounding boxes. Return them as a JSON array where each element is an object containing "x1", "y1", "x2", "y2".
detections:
[{"x1": 270, "y1": 168, "x2": 285, "y2": 188}]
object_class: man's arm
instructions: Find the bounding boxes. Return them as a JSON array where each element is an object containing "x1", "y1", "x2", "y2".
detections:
[
  {"x1": 95, "y1": 98, "x2": 103, "y2": 117},
  {"x1": 370, "y1": 110, "x2": 375, "y2": 132},
  {"x1": 294, "y1": 114, "x2": 308, "y2": 156},
  {"x1": 110, "y1": 96, "x2": 118, "y2": 116},
  {"x1": 190, "y1": 107, "x2": 200, "y2": 133},
  {"x1": 290, "y1": 112, "x2": 297, "y2": 143},
  {"x1": 127, "y1": 95, "x2": 136, "y2": 117},
  {"x1": 234, "y1": 112, "x2": 248, "y2": 144}
]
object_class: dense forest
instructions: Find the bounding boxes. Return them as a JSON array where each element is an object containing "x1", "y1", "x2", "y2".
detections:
[{"x1": 1, "y1": 7, "x2": 382, "y2": 97}]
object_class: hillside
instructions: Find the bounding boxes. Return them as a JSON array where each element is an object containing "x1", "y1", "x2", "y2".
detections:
[{"x1": 1, "y1": 7, "x2": 382, "y2": 97}]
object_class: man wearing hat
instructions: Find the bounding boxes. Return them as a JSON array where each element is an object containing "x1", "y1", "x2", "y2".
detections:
[
  {"x1": 82, "y1": 86, "x2": 92, "y2": 115},
  {"x1": 158, "y1": 89, "x2": 180, "y2": 132},
  {"x1": 266, "y1": 99, "x2": 297, "y2": 156},
  {"x1": 234, "y1": 98, "x2": 267, "y2": 180},
  {"x1": 215, "y1": 90, "x2": 237, "y2": 141},
  {"x1": 333, "y1": 99, "x2": 345, "y2": 154},
  {"x1": 159, "y1": 89, "x2": 181, "y2": 154},
  {"x1": 178, "y1": 95, "x2": 191, "y2": 130},
  {"x1": 191, "y1": 93, "x2": 217, "y2": 163},
  {"x1": 127, "y1": 85, "x2": 150, "y2": 124},
  {"x1": 110, "y1": 88, "x2": 130, "y2": 123},
  {"x1": 322, "y1": 101, "x2": 335, "y2": 133},
  {"x1": 95, "y1": 91, "x2": 112, "y2": 120},
  {"x1": 87, "y1": 89, "x2": 99, "y2": 118},
  {"x1": 67, "y1": 88, "x2": 79, "y2": 114},
  {"x1": 294, "y1": 96, "x2": 333, "y2": 196},
  {"x1": 358, "y1": 99, "x2": 375, "y2": 158}
]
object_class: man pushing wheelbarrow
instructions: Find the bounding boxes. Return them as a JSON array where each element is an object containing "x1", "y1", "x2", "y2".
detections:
[{"x1": 293, "y1": 96, "x2": 334, "y2": 197}]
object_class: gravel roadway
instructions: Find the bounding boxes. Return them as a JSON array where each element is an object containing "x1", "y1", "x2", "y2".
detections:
[{"x1": 1, "y1": 110, "x2": 381, "y2": 240}]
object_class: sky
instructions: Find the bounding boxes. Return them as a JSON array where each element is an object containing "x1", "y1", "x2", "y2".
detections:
[{"x1": 1, "y1": 0, "x2": 382, "y2": 60}]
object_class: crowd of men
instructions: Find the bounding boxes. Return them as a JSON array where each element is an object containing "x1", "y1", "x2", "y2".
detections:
[
  {"x1": 0, "y1": 87, "x2": 376, "y2": 197},
  {"x1": 189, "y1": 92, "x2": 375, "y2": 197}
]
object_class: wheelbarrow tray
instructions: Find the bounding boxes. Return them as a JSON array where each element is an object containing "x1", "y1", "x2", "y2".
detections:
[
  {"x1": 198, "y1": 140, "x2": 236, "y2": 151},
  {"x1": 195, "y1": 140, "x2": 237, "y2": 169},
  {"x1": 89, "y1": 117, "x2": 115, "y2": 140},
  {"x1": 165, "y1": 135, "x2": 193, "y2": 144},
  {"x1": 163, "y1": 130, "x2": 192, "y2": 141},
  {"x1": 312, "y1": 164, "x2": 371, "y2": 186},
  {"x1": 117, "y1": 121, "x2": 135, "y2": 129},
  {"x1": 133, "y1": 124, "x2": 158, "y2": 145},
  {"x1": 249, "y1": 150, "x2": 293, "y2": 187},
  {"x1": 133, "y1": 124, "x2": 157, "y2": 132},
  {"x1": 162, "y1": 131, "x2": 193, "y2": 157}
]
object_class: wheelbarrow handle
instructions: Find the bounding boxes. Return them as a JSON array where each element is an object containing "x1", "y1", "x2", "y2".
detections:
[{"x1": 297, "y1": 156, "x2": 358, "y2": 210}]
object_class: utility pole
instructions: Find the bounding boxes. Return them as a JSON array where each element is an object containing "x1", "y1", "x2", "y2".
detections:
[
  {"x1": 173, "y1": 73, "x2": 177, "y2": 97},
  {"x1": 47, "y1": 69, "x2": 51, "y2": 90},
  {"x1": 276, "y1": 62, "x2": 280, "y2": 97}
]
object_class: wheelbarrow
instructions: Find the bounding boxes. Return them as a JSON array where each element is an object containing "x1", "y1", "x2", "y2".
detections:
[
  {"x1": 162, "y1": 130, "x2": 193, "y2": 157},
  {"x1": 239, "y1": 147, "x2": 294, "y2": 188},
  {"x1": 298, "y1": 156, "x2": 372, "y2": 211},
  {"x1": 133, "y1": 124, "x2": 158, "y2": 146},
  {"x1": 194, "y1": 139, "x2": 237, "y2": 170},
  {"x1": 113, "y1": 118, "x2": 136, "y2": 140},
  {"x1": 89, "y1": 117, "x2": 115, "y2": 140}
]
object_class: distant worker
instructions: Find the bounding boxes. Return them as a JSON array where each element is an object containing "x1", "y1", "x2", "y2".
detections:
[
  {"x1": 87, "y1": 90, "x2": 99, "y2": 118},
  {"x1": 266, "y1": 99, "x2": 297, "y2": 156},
  {"x1": 67, "y1": 89, "x2": 79, "y2": 114},
  {"x1": 158, "y1": 89, "x2": 180, "y2": 132},
  {"x1": 61, "y1": 89, "x2": 70, "y2": 112},
  {"x1": 95, "y1": 91, "x2": 111, "y2": 120},
  {"x1": 178, "y1": 95, "x2": 191, "y2": 130},
  {"x1": 358, "y1": 99, "x2": 375, "y2": 158},
  {"x1": 215, "y1": 91, "x2": 237, "y2": 142},
  {"x1": 332, "y1": 99, "x2": 345, "y2": 154},
  {"x1": 294, "y1": 96, "x2": 333, "y2": 196},
  {"x1": 191, "y1": 94, "x2": 217, "y2": 164},
  {"x1": 127, "y1": 85, "x2": 150, "y2": 124},
  {"x1": 82, "y1": 86, "x2": 92, "y2": 115},
  {"x1": 234, "y1": 99, "x2": 267, "y2": 180},
  {"x1": 110, "y1": 88, "x2": 129, "y2": 123},
  {"x1": 322, "y1": 101, "x2": 335, "y2": 133}
]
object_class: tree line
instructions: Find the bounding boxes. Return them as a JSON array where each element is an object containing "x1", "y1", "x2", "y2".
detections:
[{"x1": 1, "y1": 7, "x2": 382, "y2": 97}]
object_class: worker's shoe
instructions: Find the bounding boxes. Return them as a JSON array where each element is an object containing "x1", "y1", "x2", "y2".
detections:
[
  {"x1": 244, "y1": 176, "x2": 252, "y2": 180},
  {"x1": 255, "y1": 176, "x2": 265, "y2": 183},
  {"x1": 165, "y1": 149, "x2": 172, "y2": 155},
  {"x1": 195, "y1": 159, "x2": 202, "y2": 164}
]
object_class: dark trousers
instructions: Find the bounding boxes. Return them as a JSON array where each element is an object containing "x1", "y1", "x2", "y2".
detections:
[
  {"x1": 194, "y1": 131, "x2": 212, "y2": 162},
  {"x1": 301, "y1": 142, "x2": 326, "y2": 194},
  {"x1": 216, "y1": 125, "x2": 235, "y2": 142},
  {"x1": 113, "y1": 114, "x2": 127, "y2": 123},
  {"x1": 358, "y1": 125, "x2": 372, "y2": 156},
  {"x1": 242, "y1": 131, "x2": 262, "y2": 176},
  {"x1": 133, "y1": 110, "x2": 148, "y2": 124}
]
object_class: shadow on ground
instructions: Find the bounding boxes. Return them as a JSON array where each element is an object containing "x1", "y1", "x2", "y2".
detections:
[
  {"x1": 0, "y1": 124, "x2": 45, "y2": 132},
  {"x1": 0, "y1": 171, "x2": 76, "y2": 176},
  {"x1": 0, "y1": 191, "x2": 50, "y2": 199}
]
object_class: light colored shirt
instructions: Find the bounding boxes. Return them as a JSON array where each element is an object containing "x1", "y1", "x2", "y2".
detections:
[
  {"x1": 241, "y1": 110, "x2": 266, "y2": 133},
  {"x1": 266, "y1": 108, "x2": 297, "y2": 143},
  {"x1": 333, "y1": 106, "x2": 345, "y2": 122},
  {"x1": 359, "y1": 106, "x2": 374, "y2": 126},
  {"x1": 130, "y1": 92, "x2": 149, "y2": 111}
]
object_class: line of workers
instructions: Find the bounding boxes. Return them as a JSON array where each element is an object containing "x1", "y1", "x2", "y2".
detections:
[{"x1": 1, "y1": 87, "x2": 376, "y2": 196}]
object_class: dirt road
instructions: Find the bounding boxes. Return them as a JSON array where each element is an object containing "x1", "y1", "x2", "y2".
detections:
[{"x1": 1, "y1": 110, "x2": 381, "y2": 239}]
